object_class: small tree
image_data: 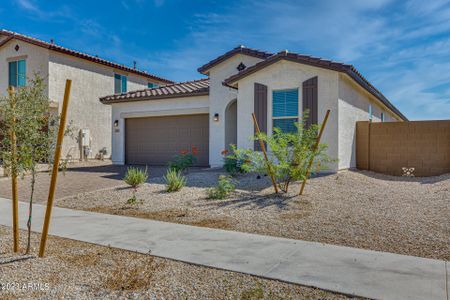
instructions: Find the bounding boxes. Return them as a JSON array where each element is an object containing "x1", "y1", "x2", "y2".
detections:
[
  {"x1": 0, "y1": 75, "x2": 58, "y2": 254},
  {"x1": 123, "y1": 167, "x2": 148, "y2": 204},
  {"x1": 232, "y1": 113, "x2": 333, "y2": 193}
]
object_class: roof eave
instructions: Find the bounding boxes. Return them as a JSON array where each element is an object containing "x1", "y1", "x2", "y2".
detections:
[{"x1": 100, "y1": 90, "x2": 210, "y2": 105}]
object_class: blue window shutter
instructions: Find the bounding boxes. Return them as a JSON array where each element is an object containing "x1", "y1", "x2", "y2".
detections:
[
  {"x1": 17, "y1": 60, "x2": 26, "y2": 87},
  {"x1": 114, "y1": 74, "x2": 121, "y2": 94},
  {"x1": 9, "y1": 61, "x2": 17, "y2": 87},
  {"x1": 121, "y1": 76, "x2": 127, "y2": 93},
  {"x1": 369, "y1": 104, "x2": 373, "y2": 120},
  {"x1": 148, "y1": 82, "x2": 159, "y2": 88}
]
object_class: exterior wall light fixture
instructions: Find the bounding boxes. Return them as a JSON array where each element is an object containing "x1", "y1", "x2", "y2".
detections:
[
  {"x1": 213, "y1": 113, "x2": 219, "y2": 122},
  {"x1": 114, "y1": 120, "x2": 119, "y2": 127}
]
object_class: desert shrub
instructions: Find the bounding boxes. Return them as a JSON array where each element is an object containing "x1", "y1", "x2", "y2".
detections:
[
  {"x1": 123, "y1": 167, "x2": 148, "y2": 204},
  {"x1": 207, "y1": 175, "x2": 236, "y2": 199},
  {"x1": 222, "y1": 145, "x2": 250, "y2": 176},
  {"x1": 239, "y1": 113, "x2": 334, "y2": 193},
  {"x1": 168, "y1": 146, "x2": 198, "y2": 172},
  {"x1": 164, "y1": 169, "x2": 186, "y2": 192}
]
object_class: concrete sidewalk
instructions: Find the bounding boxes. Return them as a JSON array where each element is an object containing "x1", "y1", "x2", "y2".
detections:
[{"x1": 0, "y1": 198, "x2": 447, "y2": 300}]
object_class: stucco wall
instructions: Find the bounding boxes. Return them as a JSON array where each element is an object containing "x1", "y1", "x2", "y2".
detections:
[
  {"x1": 338, "y1": 74, "x2": 400, "y2": 169},
  {"x1": 235, "y1": 60, "x2": 340, "y2": 171},
  {"x1": 0, "y1": 40, "x2": 49, "y2": 96},
  {"x1": 110, "y1": 95, "x2": 209, "y2": 164},
  {"x1": 48, "y1": 52, "x2": 152, "y2": 160},
  {"x1": 207, "y1": 54, "x2": 265, "y2": 166}
]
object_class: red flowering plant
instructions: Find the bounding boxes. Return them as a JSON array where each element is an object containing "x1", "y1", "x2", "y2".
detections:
[{"x1": 168, "y1": 145, "x2": 198, "y2": 173}]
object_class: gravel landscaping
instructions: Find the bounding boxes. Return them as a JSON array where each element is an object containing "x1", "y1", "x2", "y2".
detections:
[
  {"x1": 53, "y1": 169, "x2": 450, "y2": 261},
  {"x1": 0, "y1": 226, "x2": 353, "y2": 299}
]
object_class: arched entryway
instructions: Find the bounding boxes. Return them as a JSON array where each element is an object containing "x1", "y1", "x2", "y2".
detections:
[{"x1": 224, "y1": 99, "x2": 237, "y2": 151}]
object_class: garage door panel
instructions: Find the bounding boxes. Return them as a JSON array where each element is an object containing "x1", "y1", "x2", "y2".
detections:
[{"x1": 125, "y1": 114, "x2": 209, "y2": 166}]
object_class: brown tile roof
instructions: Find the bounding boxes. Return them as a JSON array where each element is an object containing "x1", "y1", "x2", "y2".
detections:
[
  {"x1": 224, "y1": 50, "x2": 408, "y2": 121},
  {"x1": 0, "y1": 29, "x2": 173, "y2": 84},
  {"x1": 197, "y1": 45, "x2": 272, "y2": 74},
  {"x1": 100, "y1": 78, "x2": 209, "y2": 104}
]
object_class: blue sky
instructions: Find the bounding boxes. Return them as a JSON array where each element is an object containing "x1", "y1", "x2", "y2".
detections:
[{"x1": 1, "y1": 0, "x2": 449, "y2": 120}]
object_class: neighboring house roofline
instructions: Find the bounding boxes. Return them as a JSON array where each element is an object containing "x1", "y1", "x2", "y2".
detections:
[
  {"x1": 0, "y1": 29, "x2": 173, "y2": 84},
  {"x1": 100, "y1": 78, "x2": 209, "y2": 104},
  {"x1": 223, "y1": 50, "x2": 408, "y2": 121},
  {"x1": 197, "y1": 45, "x2": 273, "y2": 75}
]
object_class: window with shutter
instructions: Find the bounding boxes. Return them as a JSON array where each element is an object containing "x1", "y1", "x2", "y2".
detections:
[
  {"x1": 8, "y1": 59, "x2": 26, "y2": 87},
  {"x1": 114, "y1": 74, "x2": 127, "y2": 94},
  {"x1": 272, "y1": 89, "x2": 299, "y2": 133}
]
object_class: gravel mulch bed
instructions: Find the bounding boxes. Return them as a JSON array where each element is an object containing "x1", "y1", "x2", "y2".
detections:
[
  {"x1": 0, "y1": 226, "x2": 353, "y2": 299},
  {"x1": 54, "y1": 169, "x2": 450, "y2": 261}
]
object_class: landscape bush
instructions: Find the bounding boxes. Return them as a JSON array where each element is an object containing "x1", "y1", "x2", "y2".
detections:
[
  {"x1": 207, "y1": 175, "x2": 236, "y2": 199},
  {"x1": 236, "y1": 113, "x2": 334, "y2": 193},
  {"x1": 168, "y1": 146, "x2": 198, "y2": 172},
  {"x1": 164, "y1": 169, "x2": 186, "y2": 192},
  {"x1": 123, "y1": 167, "x2": 148, "y2": 204},
  {"x1": 222, "y1": 145, "x2": 250, "y2": 176}
]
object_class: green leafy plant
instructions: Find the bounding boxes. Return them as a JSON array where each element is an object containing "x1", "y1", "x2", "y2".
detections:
[
  {"x1": 0, "y1": 75, "x2": 64, "y2": 254},
  {"x1": 123, "y1": 167, "x2": 148, "y2": 204},
  {"x1": 222, "y1": 146, "x2": 250, "y2": 176},
  {"x1": 164, "y1": 169, "x2": 186, "y2": 192},
  {"x1": 168, "y1": 146, "x2": 198, "y2": 172},
  {"x1": 207, "y1": 175, "x2": 236, "y2": 199},
  {"x1": 238, "y1": 113, "x2": 334, "y2": 193}
]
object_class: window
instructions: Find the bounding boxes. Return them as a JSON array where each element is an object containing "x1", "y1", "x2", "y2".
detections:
[
  {"x1": 8, "y1": 59, "x2": 26, "y2": 87},
  {"x1": 272, "y1": 89, "x2": 299, "y2": 133},
  {"x1": 114, "y1": 74, "x2": 127, "y2": 94},
  {"x1": 381, "y1": 112, "x2": 385, "y2": 122},
  {"x1": 148, "y1": 82, "x2": 159, "y2": 88},
  {"x1": 368, "y1": 104, "x2": 373, "y2": 121}
]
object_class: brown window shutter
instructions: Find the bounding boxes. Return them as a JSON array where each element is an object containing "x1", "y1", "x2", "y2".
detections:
[
  {"x1": 302, "y1": 76, "x2": 318, "y2": 127},
  {"x1": 254, "y1": 83, "x2": 268, "y2": 150}
]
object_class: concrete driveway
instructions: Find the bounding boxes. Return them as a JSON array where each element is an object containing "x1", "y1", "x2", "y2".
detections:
[{"x1": 0, "y1": 161, "x2": 168, "y2": 203}]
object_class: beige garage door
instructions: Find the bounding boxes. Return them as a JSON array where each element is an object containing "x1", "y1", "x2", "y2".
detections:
[{"x1": 125, "y1": 114, "x2": 209, "y2": 166}]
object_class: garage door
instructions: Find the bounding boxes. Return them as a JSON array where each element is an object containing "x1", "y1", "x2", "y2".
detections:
[{"x1": 125, "y1": 114, "x2": 209, "y2": 166}]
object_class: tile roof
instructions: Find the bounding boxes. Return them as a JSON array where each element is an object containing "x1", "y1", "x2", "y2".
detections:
[
  {"x1": 197, "y1": 45, "x2": 273, "y2": 74},
  {"x1": 223, "y1": 50, "x2": 408, "y2": 121},
  {"x1": 0, "y1": 30, "x2": 173, "y2": 84},
  {"x1": 100, "y1": 78, "x2": 209, "y2": 104}
]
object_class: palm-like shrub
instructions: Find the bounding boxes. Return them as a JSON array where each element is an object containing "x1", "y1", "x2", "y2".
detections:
[
  {"x1": 123, "y1": 167, "x2": 148, "y2": 204},
  {"x1": 207, "y1": 175, "x2": 236, "y2": 199},
  {"x1": 164, "y1": 169, "x2": 186, "y2": 192}
]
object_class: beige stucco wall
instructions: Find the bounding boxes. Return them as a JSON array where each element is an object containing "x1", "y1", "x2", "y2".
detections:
[
  {"x1": 0, "y1": 40, "x2": 49, "y2": 96},
  {"x1": 110, "y1": 95, "x2": 209, "y2": 164},
  {"x1": 337, "y1": 74, "x2": 399, "y2": 169},
  {"x1": 235, "y1": 60, "x2": 340, "y2": 171},
  {"x1": 207, "y1": 54, "x2": 265, "y2": 166},
  {"x1": 48, "y1": 52, "x2": 155, "y2": 160}
]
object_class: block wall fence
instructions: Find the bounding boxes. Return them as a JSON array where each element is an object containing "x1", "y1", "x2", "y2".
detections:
[{"x1": 356, "y1": 120, "x2": 450, "y2": 177}]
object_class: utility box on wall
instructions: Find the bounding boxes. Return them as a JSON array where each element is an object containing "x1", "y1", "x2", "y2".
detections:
[
  {"x1": 356, "y1": 120, "x2": 450, "y2": 177},
  {"x1": 80, "y1": 129, "x2": 90, "y2": 147}
]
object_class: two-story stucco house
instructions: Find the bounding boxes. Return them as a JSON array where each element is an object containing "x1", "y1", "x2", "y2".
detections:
[
  {"x1": 101, "y1": 46, "x2": 407, "y2": 172},
  {"x1": 0, "y1": 30, "x2": 172, "y2": 160}
]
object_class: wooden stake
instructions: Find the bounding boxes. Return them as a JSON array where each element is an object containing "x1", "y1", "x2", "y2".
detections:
[
  {"x1": 39, "y1": 79, "x2": 72, "y2": 258},
  {"x1": 252, "y1": 113, "x2": 279, "y2": 194},
  {"x1": 8, "y1": 86, "x2": 19, "y2": 253},
  {"x1": 299, "y1": 109, "x2": 331, "y2": 196}
]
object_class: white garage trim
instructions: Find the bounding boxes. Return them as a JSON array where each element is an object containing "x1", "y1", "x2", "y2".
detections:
[{"x1": 120, "y1": 107, "x2": 209, "y2": 119}]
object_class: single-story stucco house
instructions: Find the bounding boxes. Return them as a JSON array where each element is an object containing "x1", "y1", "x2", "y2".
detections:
[
  {"x1": 0, "y1": 30, "x2": 172, "y2": 160},
  {"x1": 102, "y1": 45, "x2": 407, "y2": 171}
]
